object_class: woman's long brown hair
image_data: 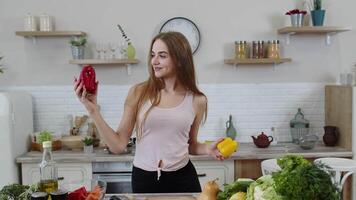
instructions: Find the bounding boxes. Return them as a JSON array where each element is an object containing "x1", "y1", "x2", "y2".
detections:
[{"x1": 134, "y1": 32, "x2": 207, "y2": 140}]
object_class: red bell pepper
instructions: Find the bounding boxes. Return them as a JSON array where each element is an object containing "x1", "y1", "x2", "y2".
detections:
[
  {"x1": 68, "y1": 186, "x2": 88, "y2": 200},
  {"x1": 80, "y1": 65, "x2": 97, "y2": 94}
]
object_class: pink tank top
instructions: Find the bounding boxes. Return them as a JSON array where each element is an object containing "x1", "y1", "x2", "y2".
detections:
[{"x1": 133, "y1": 92, "x2": 195, "y2": 173}]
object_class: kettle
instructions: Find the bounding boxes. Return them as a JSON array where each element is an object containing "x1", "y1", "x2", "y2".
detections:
[{"x1": 251, "y1": 132, "x2": 273, "y2": 148}]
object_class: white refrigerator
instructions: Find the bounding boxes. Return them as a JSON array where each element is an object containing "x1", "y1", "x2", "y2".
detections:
[{"x1": 0, "y1": 92, "x2": 33, "y2": 188}]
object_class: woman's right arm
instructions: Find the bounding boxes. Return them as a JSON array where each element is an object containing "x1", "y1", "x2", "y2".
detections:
[{"x1": 74, "y1": 78, "x2": 139, "y2": 154}]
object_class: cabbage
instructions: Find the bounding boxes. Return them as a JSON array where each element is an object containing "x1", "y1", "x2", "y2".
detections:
[{"x1": 246, "y1": 175, "x2": 284, "y2": 200}]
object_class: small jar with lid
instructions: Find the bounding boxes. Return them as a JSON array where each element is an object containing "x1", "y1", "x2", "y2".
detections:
[
  {"x1": 252, "y1": 41, "x2": 259, "y2": 59},
  {"x1": 267, "y1": 40, "x2": 274, "y2": 58},
  {"x1": 235, "y1": 41, "x2": 247, "y2": 59}
]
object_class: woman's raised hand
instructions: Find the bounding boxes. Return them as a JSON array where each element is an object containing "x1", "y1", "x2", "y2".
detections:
[{"x1": 74, "y1": 77, "x2": 99, "y2": 114}]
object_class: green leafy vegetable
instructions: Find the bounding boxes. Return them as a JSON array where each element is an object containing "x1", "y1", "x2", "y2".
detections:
[
  {"x1": 217, "y1": 178, "x2": 254, "y2": 200},
  {"x1": 246, "y1": 175, "x2": 284, "y2": 200},
  {"x1": 37, "y1": 130, "x2": 53, "y2": 144},
  {"x1": 273, "y1": 155, "x2": 340, "y2": 200},
  {"x1": 0, "y1": 183, "x2": 38, "y2": 200}
]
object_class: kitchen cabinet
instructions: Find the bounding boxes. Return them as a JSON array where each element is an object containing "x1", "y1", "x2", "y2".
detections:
[
  {"x1": 277, "y1": 26, "x2": 351, "y2": 45},
  {"x1": 192, "y1": 160, "x2": 234, "y2": 189},
  {"x1": 21, "y1": 162, "x2": 92, "y2": 191},
  {"x1": 325, "y1": 85, "x2": 353, "y2": 150}
]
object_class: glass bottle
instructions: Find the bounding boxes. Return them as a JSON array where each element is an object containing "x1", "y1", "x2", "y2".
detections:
[
  {"x1": 225, "y1": 115, "x2": 237, "y2": 140},
  {"x1": 39, "y1": 141, "x2": 58, "y2": 193}
]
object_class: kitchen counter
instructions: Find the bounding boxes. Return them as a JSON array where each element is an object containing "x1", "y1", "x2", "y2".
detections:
[{"x1": 16, "y1": 142, "x2": 352, "y2": 163}]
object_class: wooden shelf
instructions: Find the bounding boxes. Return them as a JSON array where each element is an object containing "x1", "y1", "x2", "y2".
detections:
[
  {"x1": 224, "y1": 58, "x2": 292, "y2": 65},
  {"x1": 277, "y1": 26, "x2": 351, "y2": 45},
  {"x1": 277, "y1": 26, "x2": 351, "y2": 34},
  {"x1": 15, "y1": 31, "x2": 86, "y2": 37},
  {"x1": 69, "y1": 59, "x2": 139, "y2": 65},
  {"x1": 69, "y1": 59, "x2": 140, "y2": 75}
]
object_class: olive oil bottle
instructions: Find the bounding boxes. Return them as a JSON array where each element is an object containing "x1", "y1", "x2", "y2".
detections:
[{"x1": 39, "y1": 141, "x2": 58, "y2": 193}]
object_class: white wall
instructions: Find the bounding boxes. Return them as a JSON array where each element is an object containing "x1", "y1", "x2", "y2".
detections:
[
  {"x1": 0, "y1": 0, "x2": 355, "y2": 85},
  {"x1": 0, "y1": 83, "x2": 325, "y2": 143}
]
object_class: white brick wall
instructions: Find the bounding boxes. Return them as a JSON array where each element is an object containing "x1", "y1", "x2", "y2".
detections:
[{"x1": 0, "y1": 83, "x2": 325, "y2": 143}]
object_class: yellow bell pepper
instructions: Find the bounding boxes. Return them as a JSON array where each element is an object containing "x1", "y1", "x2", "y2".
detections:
[{"x1": 217, "y1": 137, "x2": 238, "y2": 157}]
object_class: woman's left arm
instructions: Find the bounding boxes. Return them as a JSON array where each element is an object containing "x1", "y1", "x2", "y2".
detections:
[{"x1": 188, "y1": 95, "x2": 225, "y2": 161}]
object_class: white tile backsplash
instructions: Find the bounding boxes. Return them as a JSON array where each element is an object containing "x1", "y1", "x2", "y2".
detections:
[{"x1": 0, "y1": 83, "x2": 325, "y2": 143}]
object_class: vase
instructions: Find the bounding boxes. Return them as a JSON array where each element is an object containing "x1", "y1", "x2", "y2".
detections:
[
  {"x1": 323, "y1": 126, "x2": 339, "y2": 146},
  {"x1": 290, "y1": 13, "x2": 305, "y2": 27},
  {"x1": 126, "y1": 43, "x2": 136, "y2": 59},
  {"x1": 71, "y1": 46, "x2": 84, "y2": 59},
  {"x1": 311, "y1": 10, "x2": 325, "y2": 26},
  {"x1": 226, "y1": 115, "x2": 237, "y2": 140},
  {"x1": 83, "y1": 145, "x2": 93, "y2": 154}
]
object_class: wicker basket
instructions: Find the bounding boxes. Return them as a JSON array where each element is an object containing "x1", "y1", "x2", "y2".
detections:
[{"x1": 290, "y1": 127, "x2": 309, "y2": 143}]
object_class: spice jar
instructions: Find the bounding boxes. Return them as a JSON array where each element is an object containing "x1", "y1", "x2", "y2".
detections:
[
  {"x1": 252, "y1": 41, "x2": 259, "y2": 59},
  {"x1": 258, "y1": 41, "x2": 265, "y2": 58},
  {"x1": 267, "y1": 40, "x2": 274, "y2": 58},
  {"x1": 235, "y1": 41, "x2": 248, "y2": 59},
  {"x1": 274, "y1": 40, "x2": 280, "y2": 59}
]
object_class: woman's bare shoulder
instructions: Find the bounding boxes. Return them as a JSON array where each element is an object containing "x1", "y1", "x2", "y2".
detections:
[
  {"x1": 192, "y1": 93, "x2": 207, "y2": 109},
  {"x1": 125, "y1": 82, "x2": 147, "y2": 105}
]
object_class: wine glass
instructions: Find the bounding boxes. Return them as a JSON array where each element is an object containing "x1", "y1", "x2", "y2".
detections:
[
  {"x1": 94, "y1": 42, "x2": 103, "y2": 59},
  {"x1": 119, "y1": 41, "x2": 128, "y2": 59},
  {"x1": 109, "y1": 42, "x2": 119, "y2": 59}
]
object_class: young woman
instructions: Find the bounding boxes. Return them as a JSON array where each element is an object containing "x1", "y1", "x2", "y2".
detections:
[{"x1": 74, "y1": 32, "x2": 225, "y2": 193}]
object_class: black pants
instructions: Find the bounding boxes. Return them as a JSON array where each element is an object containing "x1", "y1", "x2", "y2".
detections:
[{"x1": 132, "y1": 160, "x2": 202, "y2": 193}]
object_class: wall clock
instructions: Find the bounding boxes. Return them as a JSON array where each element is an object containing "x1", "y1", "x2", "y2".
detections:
[{"x1": 159, "y1": 17, "x2": 201, "y2": 54}]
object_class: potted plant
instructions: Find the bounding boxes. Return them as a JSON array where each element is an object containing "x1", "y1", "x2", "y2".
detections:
[
  {"x1": 117, "y1": 24, "x2": 136, "y2": 59},
  {"x1": 311, "y1": 0, "x2": 325, "y2": 26},
  {"x1": 285, "y1": 9, "x2": 307, "y2": 27},
  {"x1": 82, "y1": 136, "x2": 94, "y2": 153},
  {"x1": 70, "y1": 36, "x2": 87, "y2": 59}
]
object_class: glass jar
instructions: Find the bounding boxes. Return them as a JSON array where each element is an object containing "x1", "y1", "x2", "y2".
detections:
[
  {"x1": 24, "y1": 13, "x2": 37, "y2": 31},
  {"x1": 290, "y1": 108, "x2": 310, "y2": 143}
]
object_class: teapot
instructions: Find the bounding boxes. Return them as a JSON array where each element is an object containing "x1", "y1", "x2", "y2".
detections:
[{"x1": 251, "y1": 132, "x2": 273, "y2": 148}]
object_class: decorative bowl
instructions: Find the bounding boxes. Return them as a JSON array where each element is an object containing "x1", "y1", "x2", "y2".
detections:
[{"x1": 299, "y1": 134, "x2": 318, "y2": 150}]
